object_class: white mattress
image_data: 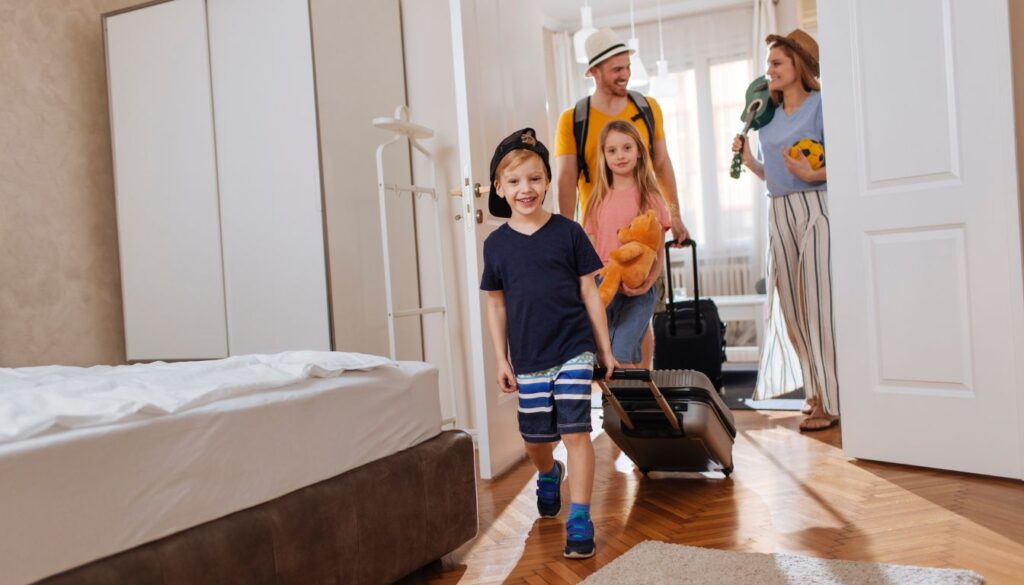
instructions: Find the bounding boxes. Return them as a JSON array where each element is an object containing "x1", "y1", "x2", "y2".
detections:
[{"x1": 0, "y1": 357, "x2": 441, "y2": 585}]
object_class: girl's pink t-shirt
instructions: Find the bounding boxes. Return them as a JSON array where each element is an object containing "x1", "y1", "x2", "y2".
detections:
[{"x1": 583, "y1": 186, "x2": 671, "y2": 265}]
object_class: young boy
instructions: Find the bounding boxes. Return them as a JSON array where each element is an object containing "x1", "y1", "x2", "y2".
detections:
[{"x1": 480, "y1": 128, "x2": 617, "y2": 559}]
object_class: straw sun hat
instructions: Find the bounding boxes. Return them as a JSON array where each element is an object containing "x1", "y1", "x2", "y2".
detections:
[{"x1": 583, "y1": 28, "x2": 635, "y2": 77}]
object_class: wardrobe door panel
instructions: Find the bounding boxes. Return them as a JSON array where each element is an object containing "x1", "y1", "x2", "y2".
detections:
[
  {"x1": 105, "y1": 0, "x2": 228, "y2": 361},
  {"x1": 206, "y1": 0, "x2": 331, "y2": 354}
]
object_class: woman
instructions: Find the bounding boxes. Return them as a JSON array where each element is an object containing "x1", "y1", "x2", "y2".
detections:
[{"x1": 732, "y1": 29, "x2": 839, "y2": 431}]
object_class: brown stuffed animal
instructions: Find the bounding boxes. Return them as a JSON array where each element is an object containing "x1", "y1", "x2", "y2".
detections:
[{"x1": 597, "y1": 210, "x2": 663, "y2": 306}]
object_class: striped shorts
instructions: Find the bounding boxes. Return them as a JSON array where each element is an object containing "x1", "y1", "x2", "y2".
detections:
[{"x1": 516, "y1": 352, "x2": 595, "y2": 443}]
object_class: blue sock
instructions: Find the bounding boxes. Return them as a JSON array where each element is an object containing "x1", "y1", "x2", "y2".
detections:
[
  {"x1": 540, "y1": 462, "x2": 560, "y2": 480},
  {"x1": 568, "y1": 502, "x2": 590, "y2": 520}
]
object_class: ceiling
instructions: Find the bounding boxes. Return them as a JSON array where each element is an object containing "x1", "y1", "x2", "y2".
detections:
[{"x1": 542, "y1": 0, "x2": 753, "y2": 30}]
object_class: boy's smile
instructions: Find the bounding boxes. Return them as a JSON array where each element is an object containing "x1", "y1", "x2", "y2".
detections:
[{"x1": 496, "y1": 157, "x2": 549, "y2": 218}]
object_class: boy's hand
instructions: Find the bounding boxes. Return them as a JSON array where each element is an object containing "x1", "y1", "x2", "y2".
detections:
[
  {"x1": 597, "y1": 351, "x2": 619, "y2": 381},
  {"x1": 496, "y1": 360, "x2": 518, "y2": 393}
]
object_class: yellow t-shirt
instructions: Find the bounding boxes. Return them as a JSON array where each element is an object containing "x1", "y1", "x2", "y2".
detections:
[{"x1": 554, "y1": 96, "x2": 667, "y2": 216}]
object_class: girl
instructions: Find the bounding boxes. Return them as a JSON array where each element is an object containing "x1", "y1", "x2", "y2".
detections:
[
  {"x1": 732, "y1": 29, "x2": 839, "y2": 431},
  {"x1": 584, "y1": 120, "x2": 672, "y2": 368}
]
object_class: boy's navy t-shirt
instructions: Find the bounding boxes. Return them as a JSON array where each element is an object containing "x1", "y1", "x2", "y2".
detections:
[{"x1": 480, "y1": 214, "x2": 603, "y2": 373}]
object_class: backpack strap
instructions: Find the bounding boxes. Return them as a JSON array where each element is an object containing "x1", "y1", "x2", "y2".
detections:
[
  {"x1": 627, "y1": 90, "x2": 656, "y2": 160},
  {"x1": 573, "y1": 96, "x2": 591, "y2": 183}
]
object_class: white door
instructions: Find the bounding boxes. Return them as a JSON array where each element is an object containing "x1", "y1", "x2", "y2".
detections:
[
  {"x1": 819, "y1": 0, "x2": 1024, "y2": 478},
  {"x1": 105, "y1": 0, "x2": 229, "y2": 361},
  {"x1": 206, "y1": 0, "x2": 331, "y2": 354},
  {"x1": 450, "y1": 0, "x2": 551, "y2": 479}
]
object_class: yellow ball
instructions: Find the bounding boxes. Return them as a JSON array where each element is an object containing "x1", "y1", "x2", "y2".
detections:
[{"x1": 789, "y1": 139, "x2": 825, "y2": 169}]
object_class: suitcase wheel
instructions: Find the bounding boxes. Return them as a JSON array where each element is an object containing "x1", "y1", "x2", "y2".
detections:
[
  {"x1": 639, "y1": 467, "x2": 651, "y2": 477},
  {"x1": 722, "y1": 466, "x2": 733, "y2": 478}
]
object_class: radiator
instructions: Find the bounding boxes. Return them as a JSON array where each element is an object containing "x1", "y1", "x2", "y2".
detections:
[
  {"x1": 668, "y1": 252, "x2": 755, "y2": 297},
  {"x1": 667, "y1": 251, "x2": 759, "y2": 352}
]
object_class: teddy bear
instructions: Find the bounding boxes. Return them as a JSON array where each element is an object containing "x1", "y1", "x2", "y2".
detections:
[{"x1": 597, "y1": 210, "x2": 663, "y2": 306}]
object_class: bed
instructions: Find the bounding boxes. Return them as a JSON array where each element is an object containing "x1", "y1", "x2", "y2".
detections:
[{"x1": 0, "y1": 352, "x2": 478, "y2": 585}]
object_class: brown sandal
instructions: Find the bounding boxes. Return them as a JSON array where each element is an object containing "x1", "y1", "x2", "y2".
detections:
[
  {"x1": 801, "y1": 395, "x2": 819, "y2": 415},
  {"x1": 799, "y1": 416, "x2": 839, "y2": 432}
]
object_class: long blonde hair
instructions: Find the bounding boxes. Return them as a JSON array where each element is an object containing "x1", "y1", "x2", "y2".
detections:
[
  {"x1": 768, "y1": 43, "x2": 821, "y2": 106},
  {"x1": 583, "y1": 120, "x2": 664, "y2": 229}
]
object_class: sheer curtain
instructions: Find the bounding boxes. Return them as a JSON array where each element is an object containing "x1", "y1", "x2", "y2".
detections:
[
  {"x1": 657, "y1": 70, "x2": 703, "y2": 240},
  {"x1": 547, "y1": 29, "x2": 590, "y2": 121},
  {"x1": 750, "y1": 0, "x2": 804, "y2": 399}
]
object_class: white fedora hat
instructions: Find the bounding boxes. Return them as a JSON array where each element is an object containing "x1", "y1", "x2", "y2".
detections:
[{"x1": 584, "y1": 28, "x2": 635, "y2": 76}]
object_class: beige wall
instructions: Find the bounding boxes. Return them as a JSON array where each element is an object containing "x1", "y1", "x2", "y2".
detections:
[
  {"x1": 0, "y1": 0, "x2": 423, "y2": 367},
  {"x1": 0, "y1": 0, "x2": 143, "y2": 367},
  {"x1": 1012, "y1": 0, "x2": 1024, "y2": 273}
]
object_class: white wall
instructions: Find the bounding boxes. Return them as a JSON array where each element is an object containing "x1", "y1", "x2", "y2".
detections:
[
  {"x1": 310, "y1": 0, "x2": 423, "y2": 361},
  {"x1": 612, "y1": 6, "x2": 754, "y2": 74},
  {"x1": 400, "y1": 0, "x2": 474, "y2": 428},
  {"x1": 775, "y1": 0, "x2": 799, "y2": 35}
]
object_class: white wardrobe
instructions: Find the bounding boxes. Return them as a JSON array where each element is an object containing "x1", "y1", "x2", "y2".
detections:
[{"x1": 104, "y1": 0, "x2": 421, "y2": 362}]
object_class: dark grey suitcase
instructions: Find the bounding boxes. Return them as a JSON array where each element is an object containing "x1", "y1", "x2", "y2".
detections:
[
  {"x1": 594, "y1": 368, "x2": 736, "y2": 477},
  {"x1": 653, "y1": 240, "x2": 728, "y2": 390}
]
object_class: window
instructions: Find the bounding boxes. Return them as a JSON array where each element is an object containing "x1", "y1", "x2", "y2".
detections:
[
  {"x1": 660, "y1": 58, "x2": 761, "y2": 254},
  {"x1": 658, "y1": 57, "x2": 763, "y2": 301},
  {"x1": 658, "y1": 69, "x2": 703, "y2": 243},
  {"x1": 709, "y1": 59, "x2": 761, "y2": 252}
]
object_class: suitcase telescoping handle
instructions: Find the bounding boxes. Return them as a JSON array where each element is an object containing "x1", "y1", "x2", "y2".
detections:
[
  {"x1": 665, "y1": 239, "x2": 703, "y2": 336},
  {"x1": 592, "y1": 368, "x2": 681, "y2": 432}
]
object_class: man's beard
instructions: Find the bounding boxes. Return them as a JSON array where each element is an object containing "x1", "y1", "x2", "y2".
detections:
[{"x1": 600, "y1": 80, "x2": 629, "y2": 96}]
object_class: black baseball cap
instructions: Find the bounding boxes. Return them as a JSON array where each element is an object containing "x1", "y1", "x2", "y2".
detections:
[{"x1": 488, "y1": 128, "x2": 552, "y2": 218}]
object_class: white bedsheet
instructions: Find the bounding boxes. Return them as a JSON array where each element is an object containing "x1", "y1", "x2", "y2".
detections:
[
  {"x1": 0, "y1": 355, "x2": 441, "y2": 585},
  {"x1": 0, "y1": 351, "x2": 391, "y2": 442}
]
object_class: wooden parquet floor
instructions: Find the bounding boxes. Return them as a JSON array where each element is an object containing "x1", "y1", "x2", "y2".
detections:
[{"x1": 400, "y1": 409, "x2": 1024, "y2": 584}]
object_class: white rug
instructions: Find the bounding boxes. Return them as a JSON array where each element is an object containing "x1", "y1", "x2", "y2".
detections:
[{"x1": 581, "y1": 541, "x2": 984, "y2": 585}]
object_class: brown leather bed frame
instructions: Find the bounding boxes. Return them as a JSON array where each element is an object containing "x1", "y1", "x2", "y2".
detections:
[{"x1": 36, "y1": 430, "x2": 477, "y2": 585}]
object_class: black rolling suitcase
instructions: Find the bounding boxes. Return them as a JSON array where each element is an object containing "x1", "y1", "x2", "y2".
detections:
[
  {"x1": 653, "y1": 239, "x2": 727, "y2": 390},
  {"x1": 594, "y1": 368, "x2": 735, "y2": 476}
]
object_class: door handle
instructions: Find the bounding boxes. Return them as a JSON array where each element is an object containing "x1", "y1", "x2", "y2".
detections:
[
  {"x1": 449, "y1": 183, "x2": 486, "y2": 197},
  {"x1": 454, "y1": 209, "x2": 484, "y2": 223}
]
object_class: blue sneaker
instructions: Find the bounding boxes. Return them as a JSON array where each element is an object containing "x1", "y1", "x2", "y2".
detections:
[
  {"x1": 564, "y1": 513, "x2": 596, "y2": 559},
  {"x1": 536, "y1": 460, "x2": 565, "y2": 518}
]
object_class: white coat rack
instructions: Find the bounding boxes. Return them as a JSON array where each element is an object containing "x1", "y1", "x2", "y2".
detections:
[{"x1": 373, "y1": 106, "x2": 459, "y2": 428}]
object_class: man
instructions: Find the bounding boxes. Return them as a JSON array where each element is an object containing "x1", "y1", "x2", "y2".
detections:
[{"x1": 554, "y1": 28, "x2": 690, "y2": 368}]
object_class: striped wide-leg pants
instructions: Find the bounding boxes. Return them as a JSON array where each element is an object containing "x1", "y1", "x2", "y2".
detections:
[{"x1": 763, "y1": 190, "x2": 840, "y2": 415}]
